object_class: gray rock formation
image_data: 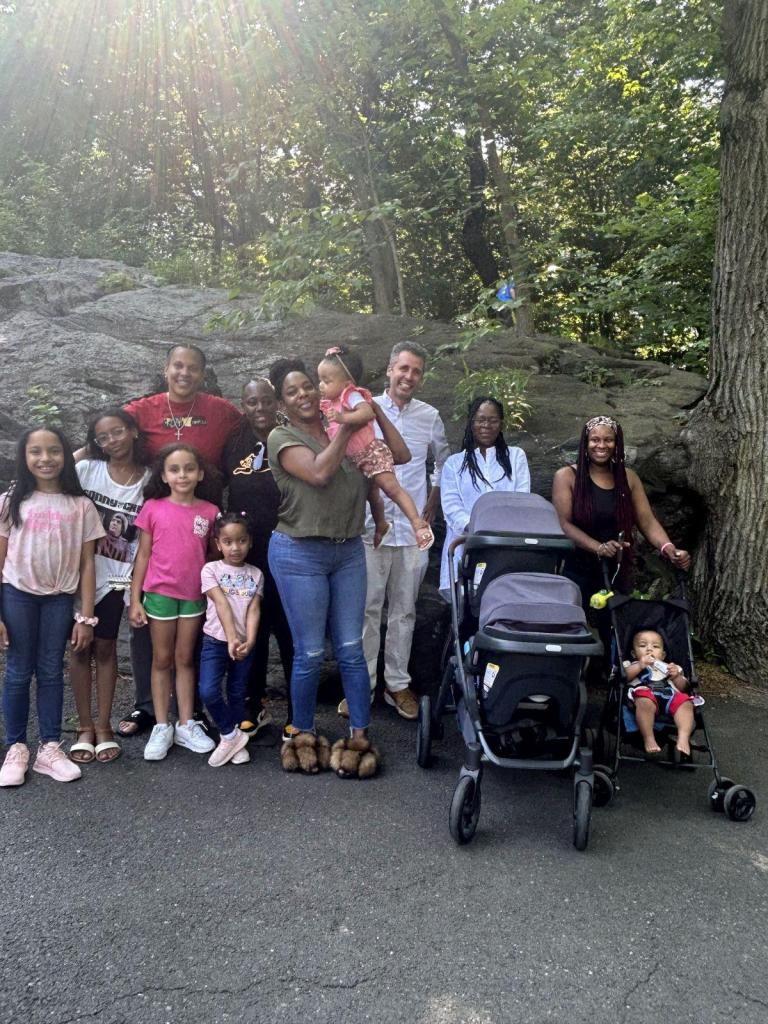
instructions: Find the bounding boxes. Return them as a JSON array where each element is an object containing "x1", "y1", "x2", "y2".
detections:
[{"x1": 0, "y1": 252, "x2": 707, "y2": 692}]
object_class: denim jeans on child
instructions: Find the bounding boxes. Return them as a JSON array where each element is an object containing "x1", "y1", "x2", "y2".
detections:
[
  {"x1": 198, "y1": 634, "x2": 256, "y2": 735},
  {"x1": 1, "y1": 583, "x2": 74, "y2": 744},
  {"x1": 268, "y1": 532, "x2": 371, "y2": 731}
]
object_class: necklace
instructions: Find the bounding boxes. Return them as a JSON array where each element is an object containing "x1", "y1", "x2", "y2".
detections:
[
  {"x1": 167, "y1": 392, "x2": 198, "y2": 441},
  {"x1": 108, "y1": 464, "x2": 140, "y2": 487}
]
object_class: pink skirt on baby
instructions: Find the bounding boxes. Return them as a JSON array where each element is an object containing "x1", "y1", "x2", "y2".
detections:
[{"x1": 348, "y1": 438, "x2": 395, "y2": 478}]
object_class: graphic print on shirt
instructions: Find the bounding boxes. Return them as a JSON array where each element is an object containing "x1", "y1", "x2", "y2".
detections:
[
  {"x1": 232, "y1": 445, "x2": 266, "y2": 475},
  {"x1": 218, "y1": 570, "x2": 260, "y2": 599},
  {"x1": 193, "y1": 514, "x2": 211, "y2": 538},
  {"x1": 82, "y1": 490, "x2": 142, "y2": 565},
  {"x1": 161, "y1": 414, "x2": 209, "y2": 430}
]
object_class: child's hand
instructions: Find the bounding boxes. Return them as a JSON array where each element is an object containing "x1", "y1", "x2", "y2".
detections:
[
  {"x1": 227, "y1": 637, "x2": 242, "y2": 661},
  {"x1": 373, "y1": 519, "x2": 392, "y2": 548},
  {"x1": 70, "y1": 622, "x2": 93, "y2": 653},
  {"x1": 0, "y1": 621, "x2": 9, "y2": 650},
  {"x1": 129, "y1": 602, "x2": 147, "y2": 628},
  {"x1": 638, "y1": 653, "x2": 656, "y2": 668},
  {"x1": 324, "y1": 407, "x2": 340, "y2": 424},
  {"x1": 236, "y1": 640, "x2": 254, "y2": 659}
]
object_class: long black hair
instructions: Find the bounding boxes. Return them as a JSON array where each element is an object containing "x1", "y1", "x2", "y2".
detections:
[
  {"x1": 85, "y1": 407, "x2": 149, "y2": 465},
  {"x1": 460, "y1": 396, "x2": 513, "y2": 491},
  {"x1": 572, "y1": 417, "x2": 635, "y2": 542},
  {"x1": 143, "y1": 443, "x2": 208, "y2": 501},
  {"x1": 1, "y1": 426, "x2": 84, "y2": 528}
]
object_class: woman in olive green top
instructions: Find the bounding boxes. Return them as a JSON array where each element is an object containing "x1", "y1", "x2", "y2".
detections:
[{"x1": 267, "y1": 358, "x2": 410, "y2": 777}]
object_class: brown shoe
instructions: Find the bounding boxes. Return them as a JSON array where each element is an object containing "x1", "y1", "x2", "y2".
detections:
[
  {"x1": 383, "y1": 687, "x2": 418, "y2": 720},
  {"x1": 337, "y1": 693, "x2": 374, "y2": 719}
]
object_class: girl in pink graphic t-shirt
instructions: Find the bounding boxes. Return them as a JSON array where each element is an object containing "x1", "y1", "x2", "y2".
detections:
[
  {"x1": 0, "y1": 427, "x2": 105, "y2": 788},
  {"x1": 129, "y1": 444, "x2": 218, "y2": 762}
]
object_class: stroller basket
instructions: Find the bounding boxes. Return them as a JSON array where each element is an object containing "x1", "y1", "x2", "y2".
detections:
[{"x1": 462, "y1": 493, "x2": 573, "y2": 613}]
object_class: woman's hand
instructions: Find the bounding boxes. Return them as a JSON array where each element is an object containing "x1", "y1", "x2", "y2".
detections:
[
  {"x1": 596, "y1": 538, "x2": 630, "y2": 558},
  {"x1": 129, "y1": 602, "x2": 148, "y2": 628},
  {"x1": 70, "y1": 622, "x2": 94, "y2": 653},
  {"x1": 669, "y1": 548, "x2": 691, "y2": 571}
]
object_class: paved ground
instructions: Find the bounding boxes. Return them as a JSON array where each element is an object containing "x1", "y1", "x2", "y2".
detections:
[{"x1": 2, "y1": 679, "x2": 767, "y2": 1024}]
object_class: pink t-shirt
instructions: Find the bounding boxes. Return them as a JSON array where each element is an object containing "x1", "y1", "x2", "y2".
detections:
[
  {"x1": 0, "y1": 491, "x2": 105, "y2": 595},
  {"x1": 320, "y1": 384, "x2": 375, "y2": 456},
  {"x1": 201, "y1": 560, "x2": 264, "y2": 642},
  {"x1": 134, "y1": 498, "x2": 218, "y2": 601}
]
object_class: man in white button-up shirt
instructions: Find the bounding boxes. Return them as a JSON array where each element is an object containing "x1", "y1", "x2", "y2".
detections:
[{"x1": 339, "y1": 341, "x2": 451, "y2": 721}]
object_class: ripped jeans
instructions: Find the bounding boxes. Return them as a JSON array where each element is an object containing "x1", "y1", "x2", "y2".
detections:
[{"x1": 268, "y1": 532, "x2": 371, "y2": 731}]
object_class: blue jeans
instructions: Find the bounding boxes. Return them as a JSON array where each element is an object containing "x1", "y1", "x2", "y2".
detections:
[
  {"x1": 1, "y1": 584, "x2": 74, "y2": 744},
  {"x1": 198, "y1": 634, "x2": 255, "y2": 735},
  {"x1": 268, "y1": 532, "x2": 371, "y2": 731}
]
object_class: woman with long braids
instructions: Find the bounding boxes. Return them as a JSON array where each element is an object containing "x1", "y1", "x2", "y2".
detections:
[
  {"x1": 552, "y1": 414, "x2": 690, "y2": 622},
  {"x1": 439, "y1": 396, "x2": 530, "y2": 595}
]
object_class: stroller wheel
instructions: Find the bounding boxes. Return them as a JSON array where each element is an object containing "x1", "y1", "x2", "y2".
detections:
[
  {"x1": 449, "y1": 776, "x2": 481, "y2": 845},
  {"x1": 572, "y1": 780, "x2": 592, "y2": 851},
  {"x1": 592, "y1": 768, "x2": 615, "y2": 808},
  {"x1": 416, "y1": 695, "x2": 433, "y2": 769},
  {"x1": 707, "y1": 777, "x2": 734, "y2": 813},
  {"x1": 724, "y1": 785, "x2": 757, "y2": 823}
]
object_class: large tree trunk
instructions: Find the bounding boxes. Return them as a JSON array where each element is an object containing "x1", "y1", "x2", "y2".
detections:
[{"x1": 684, "y1": 0, "x2": 768, "y2": 682}]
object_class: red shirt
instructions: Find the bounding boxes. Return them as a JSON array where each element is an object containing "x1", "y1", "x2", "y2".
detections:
[{"x1": 125, "y1": 392, "x2": 242, "y2": 467}]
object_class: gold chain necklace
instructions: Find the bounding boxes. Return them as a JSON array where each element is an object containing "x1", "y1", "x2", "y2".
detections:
[{"x1": 167, "y1": 392, "x2": 198, "y2": 441}]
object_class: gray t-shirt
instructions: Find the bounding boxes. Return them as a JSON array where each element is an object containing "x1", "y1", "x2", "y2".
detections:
[{"x1": 268, "y1": 424, "x2": 368, "y2": 539}]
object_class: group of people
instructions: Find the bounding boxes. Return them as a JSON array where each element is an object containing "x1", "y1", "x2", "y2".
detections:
[{"x1": 0, "y1": 337, "x2": 693, "y2": 787}]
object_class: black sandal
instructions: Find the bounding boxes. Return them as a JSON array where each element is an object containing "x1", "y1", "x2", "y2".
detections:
[{"x1": 117, "y1": 709, "x2": 155, "y2": 737}]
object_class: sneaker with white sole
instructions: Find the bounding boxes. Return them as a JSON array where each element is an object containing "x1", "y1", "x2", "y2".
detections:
[
  {"x1": 337, "y1": 692, "x2": 375, "y2": 719},
  {"x1": 175, "y1": 719, "x2": 216, "y2": 754},
  {"x1": 32, "y1": 742, "x2": 82, "y2": 782},
  {"x1": 144, "y1": 723, "x2": 174, "y2": 761},
  {"x1": 0, "y1": 743, "x2": 30, "y2": 787},
  {"x1": 383, "y1": 687, "x2": 419, "y2": 720},
  {"x1": 208, "y1": 728, "x2": 249, "y2": 767},
  {"x1": 231, "y1": 747, "x2": 250, "y2": 764}
]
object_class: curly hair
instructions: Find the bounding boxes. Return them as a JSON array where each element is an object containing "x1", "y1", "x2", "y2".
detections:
[{"x1": 269, "y1": 357, "x2": 311, "y2": 399}]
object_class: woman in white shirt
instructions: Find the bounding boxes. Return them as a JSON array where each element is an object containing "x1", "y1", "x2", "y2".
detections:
[{"x1": 440, "y1": 396, "x2": 530, "y2": 594}]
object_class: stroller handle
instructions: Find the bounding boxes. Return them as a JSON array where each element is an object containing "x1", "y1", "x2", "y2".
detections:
[{"x1": 448, "y1": 534, "x2": 468, "y2": 557}]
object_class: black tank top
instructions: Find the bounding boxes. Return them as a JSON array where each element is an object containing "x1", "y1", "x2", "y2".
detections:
[{"x1": 566, "y1": 470, "x2": 620, "y2": 579}]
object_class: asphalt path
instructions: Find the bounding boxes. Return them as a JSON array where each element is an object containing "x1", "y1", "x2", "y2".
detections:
[{"x1": 2, "y1": 683, "x2": 766, "y2": 1024}]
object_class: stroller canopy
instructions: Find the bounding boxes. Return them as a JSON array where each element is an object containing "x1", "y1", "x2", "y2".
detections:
[
  {"x1": 468, "y1": 492, "x2": 565, "y2": 538},
  {"x1": 479, "y1": 572, "x2": 587, "y2": 635}
]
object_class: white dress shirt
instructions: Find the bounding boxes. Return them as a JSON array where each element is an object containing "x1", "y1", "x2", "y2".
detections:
[
  {"x1": 439, "y1": 445, "x2": 531, "y2": 592},
  {"x1": 364, "y1": 391, "x2": 451, "y2": 546}
]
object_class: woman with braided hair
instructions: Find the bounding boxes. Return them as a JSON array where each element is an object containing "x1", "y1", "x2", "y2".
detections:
[
  {"x1": 439, "y1": 396, "x2": 530, "y2": 595},
  {"x1": 552, "y1": 414, "x2": 691, "y2": 616}
]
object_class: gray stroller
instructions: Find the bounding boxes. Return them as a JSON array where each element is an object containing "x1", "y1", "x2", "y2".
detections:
[{"x1": 417, "y1": 492, "x2": 602, "y2": 849}]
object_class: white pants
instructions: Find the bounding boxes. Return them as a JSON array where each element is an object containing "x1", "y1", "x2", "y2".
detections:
[{"x1": 363, "y1": 543, "x2": 429, "y2": 693}]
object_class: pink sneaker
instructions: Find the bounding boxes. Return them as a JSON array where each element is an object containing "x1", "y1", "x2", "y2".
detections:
[
  {"x1": 33, "y1": 742, "x2": 82, "y2": 783},
  {"x1": 208, "y1": 728, "x2": 249, "y2": 767},
  {"x1": 231, "y1": 747, "x2": 250, "y2": 765},
  {"x1": 0, "y1": 743, "x2": 30, "y2": 787}
]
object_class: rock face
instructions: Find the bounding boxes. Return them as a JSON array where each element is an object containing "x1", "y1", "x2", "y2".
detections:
[{"x1": 0, "y1": 252, "x2": 707, "y2": 693}]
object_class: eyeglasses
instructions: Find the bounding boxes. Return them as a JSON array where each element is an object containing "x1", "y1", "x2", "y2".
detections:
[
  {"x1": 473, "y1": 417, "x2": 502, "y2": 427},
  {"x1": 95, "y1": 426, "x2": 129, "y2": 447}
]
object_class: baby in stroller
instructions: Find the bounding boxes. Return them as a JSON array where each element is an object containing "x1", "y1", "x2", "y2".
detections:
[{"x1": 623, "y1": 628, "x2": 697, "y2": 760}]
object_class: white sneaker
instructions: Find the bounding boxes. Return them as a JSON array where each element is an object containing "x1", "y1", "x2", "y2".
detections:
[
  {"x1": 175, "y1": 719, "x2": 215, "y2": 754},
  {"x1": 144, "y1": 723, "x2": 174, "y2": 761}
]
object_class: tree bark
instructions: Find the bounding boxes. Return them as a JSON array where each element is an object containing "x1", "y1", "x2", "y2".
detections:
[
  {"x1": 684, "y1": 0, "x2": 768, "y2": 682},
  {"x1": 461, "y1": 132, "x2": 500, "y2": 286}
]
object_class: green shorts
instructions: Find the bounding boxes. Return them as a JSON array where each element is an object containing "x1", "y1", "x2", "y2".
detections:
[{"x1": 143, "y1": 591, "x2": 206, "y2": 620}]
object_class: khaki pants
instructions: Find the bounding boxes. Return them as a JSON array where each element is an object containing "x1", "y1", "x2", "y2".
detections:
[{"x1": 363, "y1": 543, "x2": 429, "y2": 693}]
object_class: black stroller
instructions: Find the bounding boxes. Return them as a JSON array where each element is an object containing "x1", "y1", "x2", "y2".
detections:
[
  {"x1": 417, "y1": 492, "x2": 603, "y2": 849},
  {"x1": 592, "y1": 576, "x2": 757, "y2": 822}
]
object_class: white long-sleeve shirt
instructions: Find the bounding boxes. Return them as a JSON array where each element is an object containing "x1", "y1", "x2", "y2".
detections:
[
  {"x1": 364, "y1": 391, "x2": 451, "y2": 546},
  {"x1": 439, "y1": 445, "x2": 531, "y2": 592}
]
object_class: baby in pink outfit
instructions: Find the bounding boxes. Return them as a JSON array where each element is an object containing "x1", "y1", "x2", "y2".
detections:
[{"x1": 318, "y1": 346, "x2": 434, "y2": 550}]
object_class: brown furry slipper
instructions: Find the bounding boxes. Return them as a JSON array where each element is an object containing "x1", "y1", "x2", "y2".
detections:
[
  {"x1": 330, "y1": 736, "x2": 381, "y2": 779},
  {"x1": 281, "y1": 734, "x2": 331, "y2": 774}
]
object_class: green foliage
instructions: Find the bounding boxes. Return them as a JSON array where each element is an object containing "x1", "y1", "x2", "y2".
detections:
[
  {"x1": 576, "y1": 364, "x2": 611, "y2": 389},
  {"x1": 25, "y1": 385, "x2": 62, "y2": 426},
  {"x1": 98, "y1": 271, "x2": 137, "y2": 294},
  {"x1": 454, "y1": 366, "x2": 531, "y2": 431}
]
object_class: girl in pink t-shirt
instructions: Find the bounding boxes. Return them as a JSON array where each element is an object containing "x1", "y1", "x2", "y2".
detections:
[
  {"x1": 129, "y1": 444, "x2": 219, "y2": 762},
  {"x1": 317, "y1": 346, "x2": 434, "y2": 550},
  {"x1": 0, "y1": 427, "x2": 105, "y2": 788}
]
